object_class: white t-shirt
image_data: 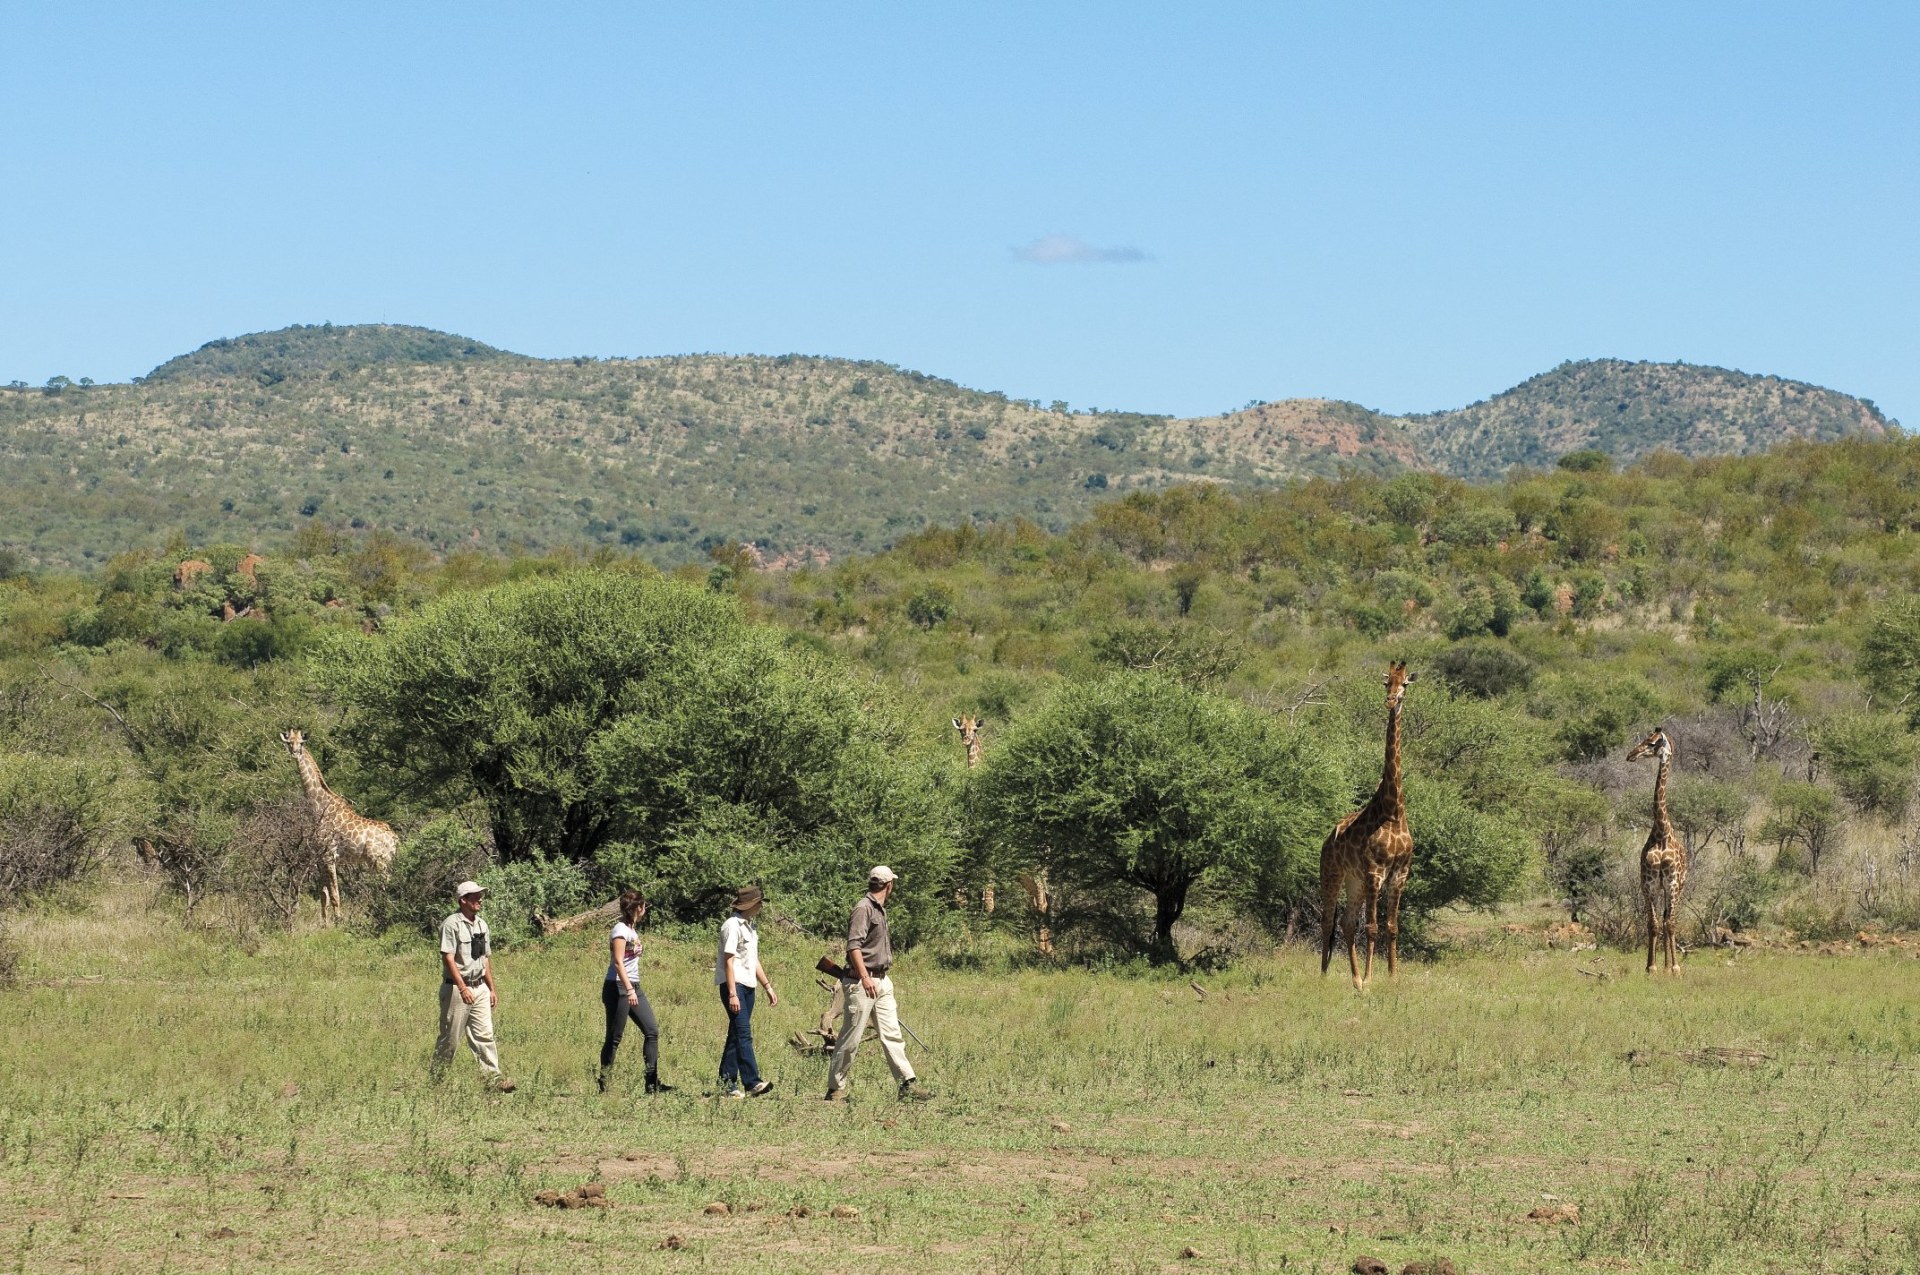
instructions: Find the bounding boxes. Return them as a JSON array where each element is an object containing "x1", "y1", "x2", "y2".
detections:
[
  {"x1": 714, "y1": 914, "x2": 759, "y2": 988},
  {"x1": 605, "y1": 921, "x2": 642, "y2": 985}
]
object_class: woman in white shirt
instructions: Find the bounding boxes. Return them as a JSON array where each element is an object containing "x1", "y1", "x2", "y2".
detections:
[
  {"x1": 599, "y1": 888, "x2": 671, "y2": 1093},
  {"x1": 715, "y1": 884, "x2": 779, "y2": 1098}
]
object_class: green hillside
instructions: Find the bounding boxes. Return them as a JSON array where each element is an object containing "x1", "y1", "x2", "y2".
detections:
[{"x1": 0, "y1": 325, "x2": 1894, "y2": 570}]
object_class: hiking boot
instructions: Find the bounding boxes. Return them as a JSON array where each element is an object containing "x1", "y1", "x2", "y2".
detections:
[
  {"x1": 898, "y1": 1079, "x2": 933, "y2": 1102},
  {"x1": 492, "y1": 1077, "x2": 517, "y2": 1094},
  {"x1": 747, "y1": 1080, "x2": 774, "y2": 1097},
  {"x1": 597, "y1": 1068, "x2": 612, "y2": 1094},
  {"x1": 645, "y1": 1073, "x2": 674, "y2": 1094},
  {"x1": 823, "y1": 1087, "x2": 848, "y2": 1103}
]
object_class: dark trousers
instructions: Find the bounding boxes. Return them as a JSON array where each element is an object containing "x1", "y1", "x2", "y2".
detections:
[
  {"x1": 600, "y1": 980, "x2": 660, "y2": 1074},
  {"x1": 717, "y1": 986, "x2": 761, "y2": 1089}
]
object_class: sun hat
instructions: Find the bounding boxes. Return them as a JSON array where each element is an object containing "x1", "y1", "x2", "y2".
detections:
[
  {"x1": 868, "y1": 865, "x2": 897, "y2": 885},
  {"x1": 732, "y1": 884, "x2": 764, "y2": 911},
  {"x1": 454, "y1": 880, "x2": 486, "y2": 900}
]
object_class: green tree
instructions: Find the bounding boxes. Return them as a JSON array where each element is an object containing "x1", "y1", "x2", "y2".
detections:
[
  {"x1": 1860, "y1": 597, "x2": 1920, "y2": 728},
  {"x1": 322, "y1": 570, "x2": 744, "y2": 861},
  {"x1": 974, "y1": 673, "x2": 1341, "y2": 960},
  {"x1": 1815, "y1": 713, "x2": 1919, "y2": 817},
  {"x1": 1760, "y1": 782, "x2": 1844, "y2": 875}
]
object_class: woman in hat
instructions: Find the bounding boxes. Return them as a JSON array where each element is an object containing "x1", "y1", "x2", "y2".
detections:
[
  {"x1": 714, "y1": 884, "x2": 780, "y2": 1097},
  {"x1": 599, "y1": 887, "x2": 672, "y2": 1094}
]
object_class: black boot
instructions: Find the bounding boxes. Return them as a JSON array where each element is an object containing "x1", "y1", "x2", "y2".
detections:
[
  {"x1": 597, "y1": 1067, "x2": 611, "y2": 1094},
  {"x1": 645, "y1": 1072, "x2": 674, "y2": 1094}
]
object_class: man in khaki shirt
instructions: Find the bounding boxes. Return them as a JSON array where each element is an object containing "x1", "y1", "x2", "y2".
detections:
[
  {"x1": 435, "y1": 881, "x2": 514, "y2": 1092},
  {"x1": 825, "y1": 866, "x2": 931, "y2": 1102}
]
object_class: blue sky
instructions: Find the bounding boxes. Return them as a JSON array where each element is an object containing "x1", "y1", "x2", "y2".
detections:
[{"x1": 3, "y1": 3, "x2": 1914, "y2": 423}]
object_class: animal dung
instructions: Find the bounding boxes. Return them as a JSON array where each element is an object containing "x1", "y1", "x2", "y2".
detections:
[
  {"x1": 1051, "y1": 1120, "x2": 1072, "y2": 1133},
  {"x1": 830, "y1": 1205, "x2": 860, "y2": 1220},
  {"x1": 703, "y1": 1202, "x2": 731, "y2": 1216},
  {"x1": 787, "y1": 1205, "x2": 812, "y2": 1219},
  {"x1": 1401, "y1": 1262, "x2": 1457, "y2": 1275},
  {"x1": 1180, "y1": 1246, "x2": 1203, "y2": 1260},
  {"x1": 1351, "y1": 1257, "x2": 1389, "y2": 1275},
  {"x1": 534, "y1": 1184, "x2": 613, "y2": 1210},
  {"x1": 659, "y1": 1235, "x2": 686, "y2": 1250}
]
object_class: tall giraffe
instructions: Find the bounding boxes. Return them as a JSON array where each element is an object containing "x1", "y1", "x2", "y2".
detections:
[
  {"x1": 1627, "y1": 726, "x2": 1687, "y2": 975},
  {"x1": 281, "y1": 729, "x2": 399, "y2": 924},
  {"x1": 1319, "y1": 662, "x2": 1417, "y2": 989}
]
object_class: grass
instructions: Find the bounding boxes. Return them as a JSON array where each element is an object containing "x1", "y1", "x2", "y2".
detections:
[{"x1": 3, "y1": 889, "x2": 1920, "y2": 1273}]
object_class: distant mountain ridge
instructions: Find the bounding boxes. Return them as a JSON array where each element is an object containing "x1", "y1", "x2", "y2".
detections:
[{"x1": 0, "y1": 324, "x2": 1894, "y2": 569}]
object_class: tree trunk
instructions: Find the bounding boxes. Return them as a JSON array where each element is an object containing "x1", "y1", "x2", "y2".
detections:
[
  {"x1": 1152, "y1": 879, "x2": 1189, "y2": 962},
  {"x1": 535, "y1": 899, "x2": 621, "y2": 936}
]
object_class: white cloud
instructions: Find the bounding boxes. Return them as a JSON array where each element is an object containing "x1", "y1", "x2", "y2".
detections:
[{"x1": 1013, "y1": 233, "x2": 1149, "y2": 265}]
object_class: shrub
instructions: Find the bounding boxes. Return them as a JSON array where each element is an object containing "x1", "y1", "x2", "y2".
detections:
[
  {"x1": 1432, "y1": 641, "x2": 1536, "y2": 699},
  {"x1": 371, "y1": 817, "x2": 492, "y2": 937},
  {"x1": 1760, "y1": 782, "x2": 1844, "y2": 875},
  {"x1": 476, "y1": 854, "x2": 593, "y2": 947},
  {"x1": 1815, "y1": 712, "x2": 1918, "y2": 817},
  {"x1": 0, "y1": 754, "x2": 147, "y2": 908}
]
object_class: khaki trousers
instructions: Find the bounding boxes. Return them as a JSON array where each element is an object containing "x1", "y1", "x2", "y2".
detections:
[
  {"x1": 827, "y1": 975, "x2": 914, "y2": 1093},
  {"x1": 436, "y1": 983, "x2": 502, "y2": 1078}
]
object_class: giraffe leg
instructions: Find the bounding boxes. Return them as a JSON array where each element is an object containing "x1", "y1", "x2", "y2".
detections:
[
  {"x1": 1643, "y1": 879, "x2": 1657, "y2": 975},
  {"x1": 327, "y1": 858, "x2": 343, "y2": 927},
  {"x1": 1383, "y1": 863, "x2": 1409, "y2": 978},
  {"x1": 1359, "y1": 874, "x2": 1383, "y2": 990},
  {"x1": 1666, "y1": 877, "x2": 1682, "y2": 976},
  {"x1": 1342, "y1": 894, "x2": 1362, "y2": 988},
  {"x1": 1319, "y1": 868, "x2": 1342, "y2": 976}
]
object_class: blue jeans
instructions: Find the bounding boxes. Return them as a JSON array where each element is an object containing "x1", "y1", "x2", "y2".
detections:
[{"x1": 717, "y1": 986, "x2": 761, "y2": 1090}]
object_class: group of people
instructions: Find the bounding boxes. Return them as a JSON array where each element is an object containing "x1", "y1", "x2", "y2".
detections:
[{"x1": 432, "y1": 865, "x2": 931, "y2": 1102}]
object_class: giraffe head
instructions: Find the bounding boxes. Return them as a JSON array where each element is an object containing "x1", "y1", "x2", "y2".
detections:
[
  {"x1": 1626, "y1": 726, "x2": 1673, "y2": 764},
  {"x1": 280, "y1": 728, "x2": 306, "y2": 753},
  {"x1": 1383, "y1": 661, "x2": 1416, "y2": 709},
  {"x1": 952, "y1": 716, "x2": 983, "y2": 748}
]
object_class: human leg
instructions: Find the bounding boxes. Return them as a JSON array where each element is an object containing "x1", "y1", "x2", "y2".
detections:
[
  {"x1": 869, "y1": 977, "x2": 914, "y2": 1084},
  {"x1": 464, "y1": 988, "x2": 502, "y2": 1078},
  {"x1": 599, "y1": 981, "x2": 628, "y2": 1070},
  {"x1": 731, "y1": 987, "x2": 761, "y2": 1089},
  {"x1": 827, "y1": 979, "x2": 876, "y2": 1094},
  {"x1": 435, "y1": 983, "x2": 465, "y2": 1068},
  {"x1": 630, "y1": 987, "x2": 661, "y2": 1076}
]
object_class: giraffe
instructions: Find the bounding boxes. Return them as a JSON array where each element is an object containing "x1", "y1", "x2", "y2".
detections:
[
  {"x1": 953, "y1": 716, "x2": 996, "y2": 915},
  {"x1": 1319, "y1": 661, "x2": 1417, "y2": 990},
  {"x1": 280, "y1": 729, "x2": 399, "y2": 924},
  {"x1": 1627, "y1": 726, "x2": 1687, "y2": 976}
]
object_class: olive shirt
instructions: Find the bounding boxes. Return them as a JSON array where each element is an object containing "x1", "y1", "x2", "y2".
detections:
[
  {"x1": 439, "y1": 912, "x2": 491, "y2": 984},
  {"x1": 846, "y1": 894, "x2": 893, "y2": 975}
]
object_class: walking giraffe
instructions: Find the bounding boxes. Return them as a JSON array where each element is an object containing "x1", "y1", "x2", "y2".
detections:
[
  {"x1": 1627, "y1": 726, "x2": 1687, "y2": 975},
  {"x1": 1319, "y1": 662, "x2": 1416, "y2": 990},
  {"x1": 281, "y1": 729, "x2": 399, "y2": 924}
]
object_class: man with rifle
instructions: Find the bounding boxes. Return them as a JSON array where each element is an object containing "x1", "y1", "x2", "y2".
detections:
[{"x1": 824, "y1": 866, "x2": 933, "y2": 1102}]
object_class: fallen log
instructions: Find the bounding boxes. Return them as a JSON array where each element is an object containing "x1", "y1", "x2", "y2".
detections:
[{"x1": 534, "y1": 899, "x2": 621, "y2": 936}]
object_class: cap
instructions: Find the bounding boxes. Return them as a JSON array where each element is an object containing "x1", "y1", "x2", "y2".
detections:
[
  {"x1": 454, "y1": 880, "x2": 486, "y2": 900},
  {"x1": 867, "y1": 865, "x2": 897, "y2": 885}
]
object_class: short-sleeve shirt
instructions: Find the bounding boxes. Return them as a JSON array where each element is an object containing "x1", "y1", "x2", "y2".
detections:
[
  {"x1": 847, "y1": 894, "x2": 892, "y2": 975},
  {"x1": 606, "y1": 921, "x2": 642, "y2": 984},
  {"x1": 714, "y1": 914, "x2": 759, "y2": 987},
  {"x1": 439, "y1": 912, "x2": 490, "y2": 983}
]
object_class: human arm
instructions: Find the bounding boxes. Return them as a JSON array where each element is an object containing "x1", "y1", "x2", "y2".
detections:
[
  {"x1": 441, "y1": 950, "x2": 477, "y2": 1004},
  {"x1": 724, "y1": 953, "x2": 741, "y2": 1012},
  {"x1": 847, "y1": 903, "x2": 878, "y2": 997},
  {"x1": 483, "y1": 955, "x2": 498, "y2": 1008},
  {"x1": 756, "y1": 959, "x2": 779, "y2": 1007},
  {"x1": 612, "y1": 934, "x2": 638, "y2": 1005}
]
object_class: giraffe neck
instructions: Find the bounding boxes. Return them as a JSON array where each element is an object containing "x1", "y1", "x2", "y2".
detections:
[
  {"x1": 966, "y1": 739, "x2": 981, "y2": 769},
  {"x1": 1375, "y1": 702, "x2": 1404, "y2": 816},
  {"x1": 1651, "y1": 753, "x2": 1673, "y2": 839},
  {"x1": 291, "y1": 746, "x2": 338, "y2": 815}
]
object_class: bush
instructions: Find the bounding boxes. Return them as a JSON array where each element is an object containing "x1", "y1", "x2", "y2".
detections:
[
  {"x1": 476, "y1": 854, "x2": 594, "y2": 947},
  {"x1": 0, "y1": 754, "x2": 147, "y2": 908},
  {"x1": 1815, "y1": 713, "x2": 1918, "y2": 817},
  {"x1": 371, "y1": 816, "x2": 492, "y2": 937},
  {"x1": 1432, "y1": 641, "x2": 1536, "y2": 699}
]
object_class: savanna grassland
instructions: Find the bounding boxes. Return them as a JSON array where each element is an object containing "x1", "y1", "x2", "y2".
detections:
[{"x1": 4, "y1": 890, "x2": 1919, "y2": 1275}]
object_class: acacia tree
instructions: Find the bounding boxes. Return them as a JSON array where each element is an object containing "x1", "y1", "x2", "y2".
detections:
[
  {"x1": 974, "y1": 672, "x2": 1342, "y2": 961},
  {"x1": 323, "y1": 570, "x2": 956, "y2": 935}
]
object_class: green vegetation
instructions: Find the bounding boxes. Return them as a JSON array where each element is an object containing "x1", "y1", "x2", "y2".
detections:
[{"x1": 0, "y1": 325, "x2": 1892, "y2": 570}]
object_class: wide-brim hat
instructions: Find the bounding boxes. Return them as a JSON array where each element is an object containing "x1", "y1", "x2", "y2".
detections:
[
  {"x1": 732, "y1": 884, "x2": 764, "y2": 911},
  {"x1": 454, "y1": 880, "x2": 486, "y2": 900}
]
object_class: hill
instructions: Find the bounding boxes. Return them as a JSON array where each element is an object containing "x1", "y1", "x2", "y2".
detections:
[{"x1": 0, "y1": 325, "x2": 1894, "y2": 568}]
